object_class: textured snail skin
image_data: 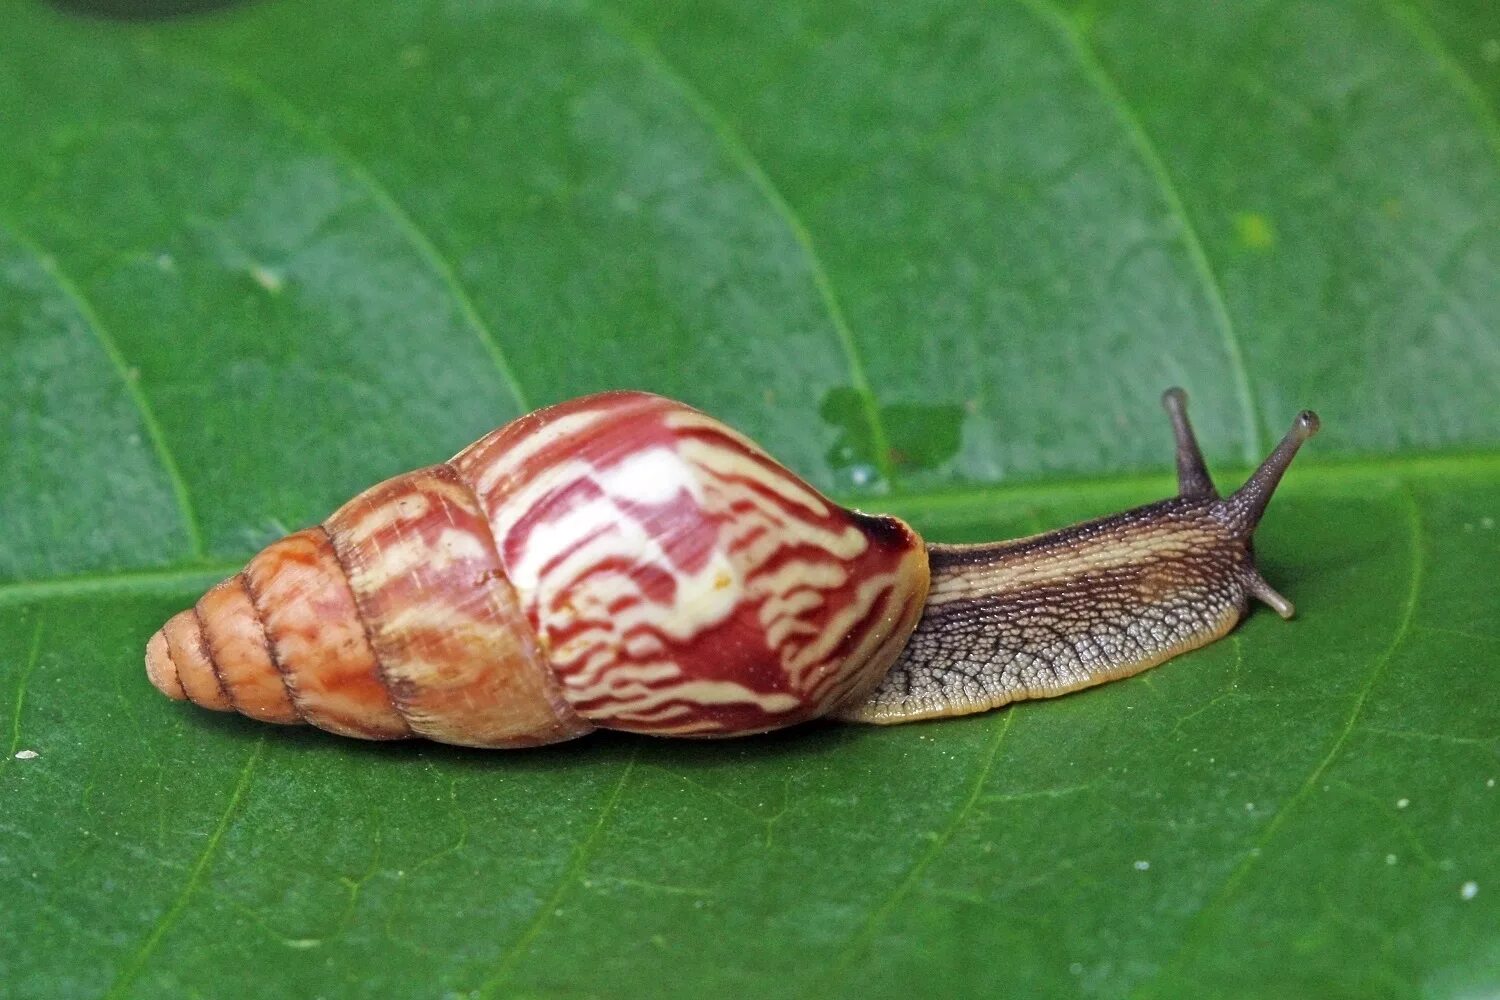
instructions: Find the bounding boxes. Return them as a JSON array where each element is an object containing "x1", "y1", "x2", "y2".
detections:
[
  {"x1": 145, "y1": 388, "x2": 1316, "y2": 747},
  {"x1": 145, "y1": 391, "x2": 930, "y2": 746},
  {"x1": 840, "y1": 392, "x2": 1320, "y2": 723}
]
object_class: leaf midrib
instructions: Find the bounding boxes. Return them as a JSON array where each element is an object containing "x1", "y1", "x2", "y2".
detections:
[{"x1": 2, "y1": 448, "x2": 1494, "y2": 610}]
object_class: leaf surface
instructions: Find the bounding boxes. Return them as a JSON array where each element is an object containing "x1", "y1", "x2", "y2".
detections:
[{"x1": 1, "y1": 1, "x2": 1497, "y2": 997}]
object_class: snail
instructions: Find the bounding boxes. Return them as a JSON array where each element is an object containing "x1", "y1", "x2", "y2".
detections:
[{"x1": 144, "y1": 388, "x2": 1318, "y2": 747}]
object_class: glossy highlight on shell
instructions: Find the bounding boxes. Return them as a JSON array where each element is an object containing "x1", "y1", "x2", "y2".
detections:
[{"x1": 145, "y1": 392, "x2": 931, "y2": 746}]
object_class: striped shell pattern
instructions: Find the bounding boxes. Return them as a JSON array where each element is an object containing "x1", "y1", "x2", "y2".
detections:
[{"x1": 145, "y1": 392, "x2": 931, "y2": 747}]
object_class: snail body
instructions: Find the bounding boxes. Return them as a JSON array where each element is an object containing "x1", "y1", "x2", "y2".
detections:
[{"x1": 146, "y1": 388, "x2": 1318, "y2": 748}]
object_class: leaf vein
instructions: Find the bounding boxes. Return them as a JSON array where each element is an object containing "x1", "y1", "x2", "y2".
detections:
[
  {"x1": 1137, "y1": 482, "x2": 1424, "y2": 995},
  {"x1": 581, "y1": 1, "x2": 896, "y2": 484},
  {"x1": 811, "y1": 711, "x2": 1016, "y2": 993},
  {"x1": 0, "y1": 619, "x2": 44, "y2": 777},
  {"x1": 0, "y1": 563, "x2": 242, "y2": 610},
  {"x1": 1384, "y1": 0, "x2": 1500, "y2": 165},
  {"x1": 1016, "y1": 0, "x2": 1263, "y2": 462},
  {"x1": 476, "y1": 749, "x2": 637, "y2": 997},
  {"x1": 157, "y1": 49, "x2": 533, "y2": 414},
  {"x1": 103, "y1": 735, "x2": 266, "y2": 999},
  {"x1": 0, "y1": 220, "x2": 206, "y2": 560},
  {"x1": 1359, "y1": 724, "x2": 1499, "y2": 749}
]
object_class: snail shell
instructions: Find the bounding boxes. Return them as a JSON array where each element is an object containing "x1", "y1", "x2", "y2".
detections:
[
  {"x1": 147, "y1": 387, "x2": 1319, "y2": 748},
  {"x1": 146, "y1": 392, "x2": 930, "y2": 747}
]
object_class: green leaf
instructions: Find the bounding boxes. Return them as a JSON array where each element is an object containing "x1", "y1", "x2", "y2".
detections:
[{"x1": 2, "y1": 1, "x2": 1497, "y2": 997}]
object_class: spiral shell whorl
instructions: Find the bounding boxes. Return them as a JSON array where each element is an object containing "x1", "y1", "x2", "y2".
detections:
[
  {"x1": 145, "y1": 573, "x2": 300, "y2": 725},
  {"x1": 146, "y1": 527, "x2": 417, "y2": 738},
  {"x1": 147, "y1": 488, "x2": 589, "y2": 747},
  {"x1": 321, "y1": 463, "x2": 589, "y2": 748},
  {"x1": 454, "y1": 392, "x2": 930, "y2": 737},
  {"x1": 146, "y1": 391, "x2": 929, "y2": 746}
]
